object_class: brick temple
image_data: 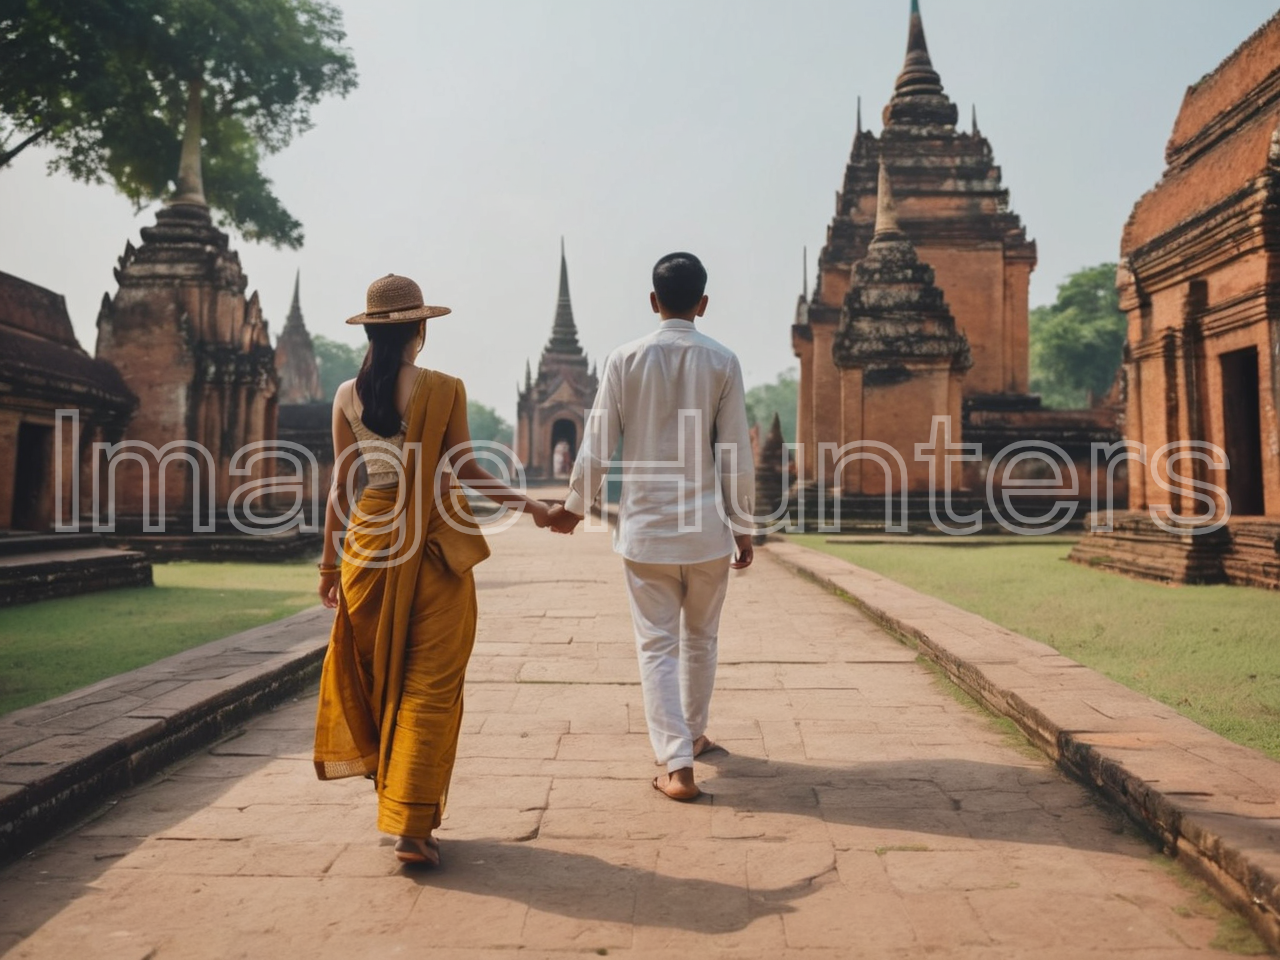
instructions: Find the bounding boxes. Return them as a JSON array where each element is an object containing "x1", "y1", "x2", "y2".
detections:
[
  {"x1": 0, "y1": 271, "x2": 152, "y2": 603},
  {"x1": 516, "y1": 242, "x2": 598, "y2": 481},
  {"x1": 1071, "y1": 13, "x2": 1280, "y2": 588},
  {"x1": 786, "y1": 0, "x2": 1120, "y2": 529},
  {"x1": 274, "y1": 272, "x2": 323, "y2": 406},
  {"x1": 273, "y1": 276, "x2": 334, "y2": 528}
]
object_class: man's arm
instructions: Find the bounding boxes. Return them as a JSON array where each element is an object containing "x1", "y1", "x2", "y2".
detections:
[
  {"x1": 715, "y1": 354, "x2": 756, "y2": 567},
  {"x1": 554, "y1": 355, "x2": 621, "y2": 531}
]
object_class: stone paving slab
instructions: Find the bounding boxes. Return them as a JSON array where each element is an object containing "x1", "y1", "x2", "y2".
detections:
[
  {"x1": 0, "y1": 606, "x2": 333, "y2": 860},
  {"x1": 0, "y1": 519, "x2": 1258, "y2": 957},
  {"x1": 767, "y1": 536, "x2": 1280, "y2": 951}
]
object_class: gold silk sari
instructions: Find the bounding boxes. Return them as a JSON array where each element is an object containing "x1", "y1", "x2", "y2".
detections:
[{"x1": 313, "y1": 369, "x2": 490, "y2": 836}]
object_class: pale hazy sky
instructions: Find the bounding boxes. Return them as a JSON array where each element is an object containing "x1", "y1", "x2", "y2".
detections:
[{"x1": 2, "y1": 1, "x2": 1277, "y2": 420}]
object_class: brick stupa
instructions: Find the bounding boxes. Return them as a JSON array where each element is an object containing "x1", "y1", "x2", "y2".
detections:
[
  {"x1": 833, "y1": 162, "x2": 971, "y2": 493},
  {"x1": 515, "y1": 242, "x2": 598, "y2": 480}
]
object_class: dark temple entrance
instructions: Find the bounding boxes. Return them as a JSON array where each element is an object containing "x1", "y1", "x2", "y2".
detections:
[
  {"x1": 550, "y1": 418, "x2": 577, "y2": 479},
  {"x1": 1220, "y1": 346, "x2": 1265, "y2": 516},
  {"x1": 11, "y1": 422, "x2": 54, "y2": 531}
]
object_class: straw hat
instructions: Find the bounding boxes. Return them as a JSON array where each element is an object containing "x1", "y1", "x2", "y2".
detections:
[{"x1": 345, "y1": 274, "x2": 451, "y2": 325}]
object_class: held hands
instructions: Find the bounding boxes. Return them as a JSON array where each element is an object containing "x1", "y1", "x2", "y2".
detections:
[
  {"x1": 525, "y1": 499, "x2": 581, "y2": 534},
  {"x1": 546, "y1": 502, "x2": 582, "y2": 535}
]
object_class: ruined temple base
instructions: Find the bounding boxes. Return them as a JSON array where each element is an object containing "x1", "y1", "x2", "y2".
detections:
[
  {"x1": 104, "y1": 524, "x2": 323, "y2": 563},
  {"x1": 0, "y1": 533, "x2": 152, "y2": 606},
  {"x1": 1069, "y1": 511, "x2": 1280, "y2": 589},
  {"x1": 782, "y1": 484, "x2": 1104, "y2": 535}
]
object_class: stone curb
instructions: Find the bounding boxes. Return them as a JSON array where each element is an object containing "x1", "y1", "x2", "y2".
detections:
[
  {"x1": 0, "y1": 606, "x2": 333, "y2": 863},
  {"x1": 765, "y1": 538, "x2": 1280, "y2": 951}
]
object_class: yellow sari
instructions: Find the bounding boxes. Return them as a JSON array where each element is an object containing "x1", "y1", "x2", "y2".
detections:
[{"x1": 313, "y1": 369, "x2": 490, "y2": 836}]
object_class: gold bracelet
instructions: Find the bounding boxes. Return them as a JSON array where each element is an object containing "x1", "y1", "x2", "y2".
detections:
[{"x1": 318, "y1": 562, "x2": 340, "y2": 575}]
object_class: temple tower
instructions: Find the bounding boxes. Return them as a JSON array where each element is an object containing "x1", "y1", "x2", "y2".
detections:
[
  {"x1": 94, "y1": 120, "x2": 278, "y2": 533},
  {"x1": 832, "y1": 163, "x2": 970, "y2": 493},
  {"x1": 516, "y1": 242, "x2": 598, "y2": 480},
  {"x1": 274, "y1": 271, "x2": 323, "y2": 405},
  {"x1": 794, "y1": 0, "x2": 1036, "y2": 477}
]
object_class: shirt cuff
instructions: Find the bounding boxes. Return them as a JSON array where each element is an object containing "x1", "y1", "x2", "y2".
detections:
[{"x1": 563, "y1": 490, "x2": 587, "y2": 517}]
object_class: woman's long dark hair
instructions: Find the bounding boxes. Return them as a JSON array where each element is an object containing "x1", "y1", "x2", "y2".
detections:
[{"x1": 355, "y1": 321, "x2": 423, "y2": 437}]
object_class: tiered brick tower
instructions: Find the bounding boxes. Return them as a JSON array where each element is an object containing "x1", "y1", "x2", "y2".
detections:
[
  {"x1": 274, "y1": 271, "x2": 323, "y2": 405},
  {"x1": 516, "y1": 242, "x2": 598, "y2": 480},
  {"x1": 95, "y1": 146, "x2": 279, "y2": 538},
  {"x1": 832, "y1": 162, "x2": 971, "y2": 493},
  {"x1": 794, "y1": 0, "x2": 1036, "y2": 479}
]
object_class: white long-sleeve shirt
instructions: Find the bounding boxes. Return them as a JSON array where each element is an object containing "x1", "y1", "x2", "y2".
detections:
[{"x1": 563, "y1": 318, "x2": 755, "y2": 564}]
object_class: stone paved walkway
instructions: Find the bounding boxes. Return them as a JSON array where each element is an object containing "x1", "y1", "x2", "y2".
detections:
[{"x1": 0, "y1": 519, "x2": 1248, "y2": 958}]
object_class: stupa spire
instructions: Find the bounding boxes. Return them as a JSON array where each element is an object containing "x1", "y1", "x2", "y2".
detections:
[
  {"x1": 872, "y1": 161, "x2": 906, "y2": 242},
  {"x1": 883, "y1": 0, "x2": 958, "y2": 130},
  {"x1": 170, "y1": 79, "x2": 208, "y2": 207},
  {"x1": 545, "y1": 238, "x2": 583, "y2": 356},
  {"x1": 285, "y1": 269, "x2": 303, "y2": 329}
]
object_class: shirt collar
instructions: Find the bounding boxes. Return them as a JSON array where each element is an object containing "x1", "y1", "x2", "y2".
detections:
[{"x1": 659, "y1": 319, "x2": 696, "y2": 331}]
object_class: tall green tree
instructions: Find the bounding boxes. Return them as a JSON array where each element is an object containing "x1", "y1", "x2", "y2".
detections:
[
  {"x1": 1029, "y1": 263, "x2": 1127, "y2": 409},
  {"x1": 745, "y1": 368, "x2": 798, "y2": 443},
  {"x1": 466, "y1": 402, "x2": 514, "y2": 448},
  {"x1": 312, "y1": 335, "x2": 363, "y2": 401},
  {"x1": 0, "y1": 0, "x2": 356, "y2": 247}
]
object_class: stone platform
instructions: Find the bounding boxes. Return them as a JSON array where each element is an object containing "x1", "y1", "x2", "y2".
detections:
[
  {"x1": 0, "y1": 533, "x2": 152, "y2": 607},
  {"x1": 1070, "y1": 511, "x2": 1280, "y2": 588},
  {"x1": 0, "y1": 518, "x2": 1266, "y2": 957}
]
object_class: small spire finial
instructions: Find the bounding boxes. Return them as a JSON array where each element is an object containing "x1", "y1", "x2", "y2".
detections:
[
  {"x1": 170, "y1": 79, "x2": 208, "y2": 207},
  {"x1": 971, "y1": 104, "x2": 979, "y2": 135},
  {"x1": 291, "y1": 269, "x2": 301, "y2": 310},
  {"x1": 803, "y1": 246, "x2": 809, "y2": 300},
  {"x1": 873, "y1": 160, "x2": 904, "y2": 241},
  {"x1": 856, "y1": 95, "x2": 862, "y2": 134}
]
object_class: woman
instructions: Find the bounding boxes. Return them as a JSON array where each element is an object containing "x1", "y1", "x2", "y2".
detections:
[{"x1": 313, "y1": 273, "x2": 550, "y2": 867}]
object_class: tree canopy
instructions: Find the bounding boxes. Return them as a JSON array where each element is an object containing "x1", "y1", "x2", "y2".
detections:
[
  {"x1": 745, "y1": 368, "x2": 797, "y2": 443},
  {"x1": 1029, "y1": 263, "x2": 1127, "y2": 409},
  {"x1": 0, "y1": 0, "x2": 356, "y2": 247},
  {"x1": 312, "y1": 335, "x2": 363, "y2": 401}
]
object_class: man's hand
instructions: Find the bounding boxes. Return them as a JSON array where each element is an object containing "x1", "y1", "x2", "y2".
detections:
[
  {"x1": 547, "y1": 504, "x2": 583, "y2": 535},
  {"x1": 731, "y1": 533, "x2": 754, "y2": 570}
]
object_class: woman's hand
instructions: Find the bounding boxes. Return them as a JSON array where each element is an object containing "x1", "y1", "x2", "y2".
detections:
[
  {"x1": 526, "y1": 499, "x2": 552, "y2": 528},
  {"x1": 319, "y1": 570, "x2": 341, "y2": 609}
]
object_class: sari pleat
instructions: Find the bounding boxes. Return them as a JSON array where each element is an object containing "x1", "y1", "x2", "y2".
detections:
[{"x1": 313, "y1": 370, "x2": 489, "y2": 837}]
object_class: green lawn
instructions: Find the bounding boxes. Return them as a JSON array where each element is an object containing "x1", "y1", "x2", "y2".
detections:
[
  {"x1": 792, "y1": 535, "x2": 1280, "y2": 760},
  {"x1": 0, "y1": 561, "x2": 320, "y2": 716}
]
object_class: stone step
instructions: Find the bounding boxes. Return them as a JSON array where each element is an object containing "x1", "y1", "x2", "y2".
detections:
[{"x1": 0, "y1": 547, "x2": 153, "y2": 607}]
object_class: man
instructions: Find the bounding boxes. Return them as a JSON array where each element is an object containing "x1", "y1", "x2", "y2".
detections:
[{"x1": 548, "y1": 252, "x2": 754, "y2": 802}]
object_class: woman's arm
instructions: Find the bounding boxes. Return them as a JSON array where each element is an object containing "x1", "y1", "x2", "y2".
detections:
[
  {"x1": 319, "y1": 382, "x2": 361, "y2": 608},
  {"x1": 443, "y1": 383, "x2": 550, "y2": 527}
]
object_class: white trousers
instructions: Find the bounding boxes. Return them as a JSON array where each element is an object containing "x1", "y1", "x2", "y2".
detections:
[{"x1": 623, "y1": 555, "x2": 732, "y2": 773}]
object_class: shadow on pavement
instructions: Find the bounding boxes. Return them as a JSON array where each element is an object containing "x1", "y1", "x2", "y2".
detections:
[
  {"x1": 408, "y1": 838, "x2": 820, "y2": 933},
  {"x1": 697, "y1": 751, "x2": 1135, "y2": 853}
]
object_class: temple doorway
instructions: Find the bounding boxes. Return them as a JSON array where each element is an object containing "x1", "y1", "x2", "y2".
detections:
[
  {"x1": 11, "y1": 422, "x2": 54, "y2": 531},
  {"x1": 551, "y1": 419, "x2": 577, "y2": 478},
  {"x1": 1220, "y1": 347, "x2": 1265, "y2": 516}
]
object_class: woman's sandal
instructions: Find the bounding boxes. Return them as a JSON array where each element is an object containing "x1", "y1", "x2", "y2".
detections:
[{"x1": 394, "y1": 835, "x2": 441, "y2": 867}]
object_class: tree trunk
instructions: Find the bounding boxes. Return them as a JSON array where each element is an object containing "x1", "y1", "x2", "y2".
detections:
[{"x1": 170, "y1": 77, "x2": 207, "y2": 206}]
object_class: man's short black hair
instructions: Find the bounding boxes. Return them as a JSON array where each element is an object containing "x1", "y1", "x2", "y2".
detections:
[{"x1": 652, "y1": 252, "x2": 707, "y2": 315}]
